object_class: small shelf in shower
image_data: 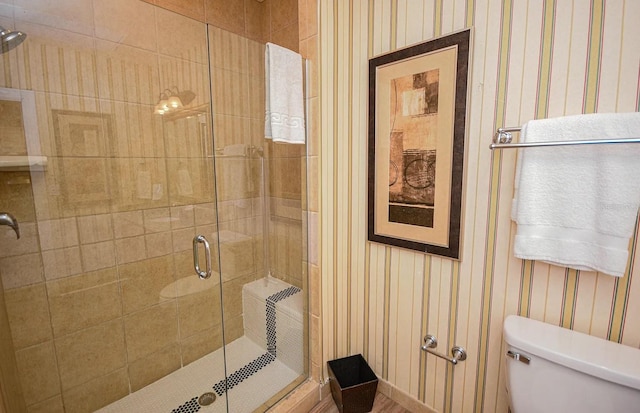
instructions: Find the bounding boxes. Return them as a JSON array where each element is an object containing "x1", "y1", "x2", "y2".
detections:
[{"x1": 0, "y1": 155, "x2": 47, "y2": 172}]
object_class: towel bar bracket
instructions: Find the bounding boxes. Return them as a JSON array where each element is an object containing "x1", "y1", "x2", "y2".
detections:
[{"x1": 421, "y1": 335, "x2": 467, "y2": 365}]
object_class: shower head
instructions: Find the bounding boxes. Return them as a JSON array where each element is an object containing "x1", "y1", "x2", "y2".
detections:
[{"x1": 0, "y1": 26, "x2": 26, "y2": 54}]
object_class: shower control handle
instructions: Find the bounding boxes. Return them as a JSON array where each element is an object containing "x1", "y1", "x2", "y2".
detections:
[
  {"x1": 0, "y1": 212, "x2": 20, "y2": 239},
  {"x1": 193, "y1": 235, "x2": 212, "y2": 279}
]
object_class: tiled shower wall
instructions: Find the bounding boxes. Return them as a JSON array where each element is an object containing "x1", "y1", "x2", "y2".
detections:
[{"x1": 0, "y1": 1, "x2": 288, "y2": 411}]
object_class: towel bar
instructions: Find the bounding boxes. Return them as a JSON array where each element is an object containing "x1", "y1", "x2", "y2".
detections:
[
  {"x1": 490, "y1": 126, "x2": 640, "y2": 150},
  {"x1": 421, "y1": 335, "x2": 467, "y2": 365}
]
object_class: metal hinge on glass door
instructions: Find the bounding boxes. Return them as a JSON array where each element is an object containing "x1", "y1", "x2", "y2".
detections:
[{"x1": 192, "y1": 235, "x2": 212, "y2": 279}]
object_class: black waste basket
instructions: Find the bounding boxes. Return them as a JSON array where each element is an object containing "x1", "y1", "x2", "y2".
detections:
[{"x1": 327, "y1": 354, "x2": 378, "y2": 413}]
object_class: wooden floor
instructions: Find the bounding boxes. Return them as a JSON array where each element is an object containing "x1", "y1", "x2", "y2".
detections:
[{"x1": 308, "y1": 392, "x2": 412, "y2": 413}]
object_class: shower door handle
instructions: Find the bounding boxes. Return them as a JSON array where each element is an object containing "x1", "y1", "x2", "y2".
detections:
[{"x1": 192, "y1": 235, "x2": 212, "y2": 279}]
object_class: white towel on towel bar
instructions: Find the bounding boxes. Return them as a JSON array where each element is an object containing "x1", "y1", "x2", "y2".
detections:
[
  {"x1": 264, "y1": 43, "x2": 305, "y2": 144},
  {"x1": 511, "y1": 112, "x2": 640, "y2": 277}
]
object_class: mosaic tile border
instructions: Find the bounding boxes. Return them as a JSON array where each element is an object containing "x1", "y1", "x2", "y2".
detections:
[{"x1": 171, "y1": 284, "x2": 301, "y2": 412}]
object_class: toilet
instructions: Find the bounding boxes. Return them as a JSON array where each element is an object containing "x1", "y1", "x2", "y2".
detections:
[{"x1": 503, "y1": 315, "x2": 640, "y2": 413}]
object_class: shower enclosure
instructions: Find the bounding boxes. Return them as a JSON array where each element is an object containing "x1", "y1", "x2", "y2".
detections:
[{"x1": 0, "y1": 2, "x2": 308, "y2": 412}]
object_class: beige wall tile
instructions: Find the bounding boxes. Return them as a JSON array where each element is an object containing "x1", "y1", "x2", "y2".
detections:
[
  {"x1": 157, "y1": 7, "x2": 207, "y2": 63},
  {"x1": 173, "y1": 249, "x2": 201, "y2": 279},
  {"x1": 102, "y1": 100, "x2": 165, "y2": 158},
  {"x1": 4, "y1": 283, "x2": 53, "y2": 348},
  {"x1": 205, "y1": 0, "x2": 245, "y2": 35},
  {"x1": 95, "y1": 40, "x2": 160, "y2": 106},
  {"x1": 301, "y1": 37, "x2": 318, "y2": 98},
  {"x1": 194, "y1": 202, "x2": 216, "y2": 225},
  {"x1": 215, "y1": 159, "x2": 253, "y2": 202},
  {"x1": 166, "y1": 159, "x2": 216, "y2": 206},
  {"x1": 162, "y1": 115, "x2": 209, "y2": 159},
  {"x1": 0, "y1": 172, "x2": 36, "y2": 223},
  {"x1": 55, "y1": 319, "x2": 126, "y2": 390},
  {"x1": 80, "y1": 240, "x2": 116, "y2": 272},
  {"x1": 244, "y1": 0, "x2": 268, "y2": 43},
  {"x1": 154, "y1": 0, "x2": 205, "y2": 22},
  {"x1": 143, "y1": 207, "x2": 172, "y2": 233},
  {"x1": 47, "y1": 268, "x2": 121, "y2": 336},
  {"x1": 29, "y1": 174, "x2": 61, "y2": 222},
  {"x1": 180, "y1": 326, "x2": 222, "y2": 366},
  {"x1": 37, "y1": 218, "x2": 79, "y2": 250},
  {"x1": 55, "y1": 157, "x2": 113, "y2": 217},
  {"x1": 158, "y1": 56, "x2": 210, "y2": 109},
  {"x1": 306, "y1": 98, "x2": 319, "y2": 157},
  {"x1": 271, "y1": 22, "x2": 300, "y2": 53},
  {"x1": 270, "y1": 157, "x2": 302, "y2": 200},
  {"x1": 216, "y1": 200, "x2": 237, "y2": 223},
  {"x1": 222, "y1": 313, "x2": 243, "y2": 343},
  {"x1": 52, "y1": 111, "x2": 113, "y2": 158},
  {"x1": 41, "y1": 247, "x2": 83, "y2": 280},
  {"x1": 309, "y1": 264, "x2": 320, "y2": 318},
  {"x1": 115, "y1": 236, "x2": 147, "y2": 264},
  {"x1": 0, "y1": 100, "x2": 26, "y2": 156},
  {"x1": 76, "y1": 214, "x2": 113, "y2": 244},
  {"x1": 119, "y1": 255, "x2": 175, "y2": 314},
  {"x1": 0, "y1": 273, "x2": 27, "y2": 412},
  {"x1": 110, "y1": 158, "x2": 169, "y2": 212},
  {"x1": 112, "y1": 210, "x2": 144, "y2": 238},
  {"x1": 61, "y1": 368, "x2": 129, "y2": 413},
  {"x1": 93, "y1": 0, "x2": 158, "y2": 52},
  {"x1": 15, "y1": 341, "x2": 61, "y2": 405},
  {"x1": 128, "y1": 343, "x2": 181, "y2": 391},
  {"x1": 209, "y1": 27, "x2": 249, "y2": 73},
  {"x1": 14, "y1": 0, "x2": 95, "y2": 36},
  {"x1": 248, "y1": 75, "x2": 265, "y2": 120},
  {"x1": 27, "y1": 395, "x2": 65, "y2": 413},
  {"x1": 170, "y1": 205, "x2": 195, "y2": 229},
  {"x1": 196, "y1": 224, "x2": 216, "y2": 243},
  {"x1": 212, "y1": 114, "x2": 251, "y2": 150},
  {"x1": 172, "y1": 227, "x2": 195, "y2": 253},
  {"x1": 270, "y1": 0, "x2": 298, "y2": 33},
  {"x1": 211, "y1": 68, "x2": 248, "y2": 117},
  {"x1": 145, "y1": 231, "x2": 173, "y2": 258},
  {"x1": 247, "y1": 37, "x2": 264, "y2": 76},
  {"x1": 0, "y1": 222, "x2": 39, "y2": 258},
  {"x1": 218, "y1": 236, "x2": 256, "y2": 280},
  {"x1": 15, "y1": 22, "x2": 98, "y2": 97},
  {"x1": 177, "y1": 288, "x2": 221, "y2": 339},
  {"x1": 310, "y1": 314, "x2": 319, "y2": 370},
  {"x1": 307, "y1": 212, "x2": 317, "y2": 266},
  {"x1": 0, "y1": 252, "x2": 44, "y2": 290},
  {"x1": 299, "y1": 0, "x2": 317, "y2": 40},
  {"x1": 222, "y1": 274, "x2": 254, "y2": 319},
  {"x1": 124, "y1": 302, "x2": 179, "y2": 362}
]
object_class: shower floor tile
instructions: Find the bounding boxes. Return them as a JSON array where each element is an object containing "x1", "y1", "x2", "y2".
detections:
[{"x1": 97, "y1": 336, "x2": 301, "y2": 413}]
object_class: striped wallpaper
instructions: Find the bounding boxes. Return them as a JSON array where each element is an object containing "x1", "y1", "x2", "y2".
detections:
[{"x1": 319, "y1": 1, "x2": 640, "y2": 412}]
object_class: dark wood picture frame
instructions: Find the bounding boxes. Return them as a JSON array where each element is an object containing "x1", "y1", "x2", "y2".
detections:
[{"x1": 367, "y1": 29, "x2": 470, "y2": 259}]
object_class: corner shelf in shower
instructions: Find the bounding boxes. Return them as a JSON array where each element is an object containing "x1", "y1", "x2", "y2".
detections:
[{"x1": 0, "y1": 155, "x2": 47, "y2": 172}]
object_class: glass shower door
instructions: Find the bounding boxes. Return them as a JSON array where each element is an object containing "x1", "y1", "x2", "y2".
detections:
[
  {"x1": 0, "y1": 4, "x2": 229, "y2": 412},
  {"x1": 207, "y1": 25, "x2": 308, "y2": 413}
]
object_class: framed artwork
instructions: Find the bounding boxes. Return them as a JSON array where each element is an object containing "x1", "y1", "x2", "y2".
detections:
[{"x1": 367, "y1": 29, "x2": 470, "y2": 259}]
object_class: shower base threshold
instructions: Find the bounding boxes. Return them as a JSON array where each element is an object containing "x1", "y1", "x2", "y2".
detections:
[{"x1": 98, "y1": 335, "x2": 301, "y2": 413}]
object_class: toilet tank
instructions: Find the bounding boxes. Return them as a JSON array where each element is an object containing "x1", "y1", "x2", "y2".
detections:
[{"x1": 503, "y1": 315, "x2": 640, "y2": 413}]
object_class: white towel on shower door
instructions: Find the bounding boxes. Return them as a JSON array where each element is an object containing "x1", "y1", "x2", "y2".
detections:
[
  {"x1": 264, "y1": 42, "x2": 306, "y2": 144},
  {"x1": 511, "y1": 112, "x2": 640, "y2": 277}
]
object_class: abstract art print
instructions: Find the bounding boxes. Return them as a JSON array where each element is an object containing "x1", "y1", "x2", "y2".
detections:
[{"x1": 368, "y1": 29, "x2": 470, "y2": 259}]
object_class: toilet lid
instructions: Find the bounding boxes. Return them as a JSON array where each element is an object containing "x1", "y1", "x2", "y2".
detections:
[{"x1": 503, "y1": 315, "x2": 640, "y2": 391}]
